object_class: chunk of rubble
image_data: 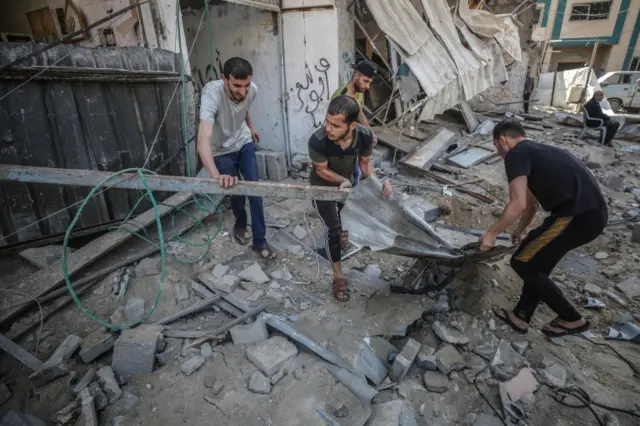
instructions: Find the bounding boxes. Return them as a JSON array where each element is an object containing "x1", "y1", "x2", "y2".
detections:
[
  {"x1": 230, "y1": 319, "x2": 269, "y2": 345},
  {"x1": 30, "y1": 334, "x2": 83, "y2": 387},
  {"x1": 50, "y1": 401, "x2": 80, "y2": 425},
  {"x1": 111, "y1": 325, "x2": 162, "y2": 383},
  {"x1": 416, "y1": 345, "x2": 437, "y2": 370},
  {"x1": 79, "y1": 328, "x2": 116, "y2": 363},
  {"x1": 270, "y1": 267, "x2": 293, "y2": 280},
  {"x1": 615, "y1": 277, "x2": 640, "y2": 300},
  {"x1": 2, "y1": 411, "x2": 47, "y2": 426},
  {"x1": 86, "y1": 382, "x2": 109, "y2": 410},
  {"x1": 473, "y1": 413, "x2": 503, "y2": 426},
  {"x1": 503, "y1": 368, "x2": 538, "y2": 402},
  {"x1": 78, "y1": 388, "x2": 98, "y2": 426},
  {"x1": 368, "y1": 400, "x2": 418, "y2": 426},
  {"x1": 0, "y1": 383, "x2": 12, "y2": 406},
  {"x1": 239, "y1": 263, "x2": 270, "y2": 284},
  {"x1": 511, "y1": 341, "x2": 529, "y2": 356},
  {"x1": 364, "y1": 264, "x2": 382, "y2": 279},
  {"x1": 200, "y1": 343, "x2": 214, "y2": 359},
  {"x1": 390, "y1": 338, "x2": 421, "y2": 382},
  {"x1": 199, "y1": 272, "x2": 238, "y2": 294},
  {"x1": 181, "y1": 356, "x2": 206, "y2": 376},
  {"x1": 111, "y1": 296, "x2": 146, "y2": 326},
  {"x1": 491, "y1": 339, "x2": 528, "y2": 369},
  {"x1": 594, "y1": 252, "x2": 609, "y2": 260},
  {"x1": 423, "y1": 371, "x2": 449, "y2": 393},
  {"x1": 110, "y1": 391, "x2": 139, "y2": 416},
  {"x1": 247, "y1": 336, "x2": 298, "y2": 376},
  {"x1": 135, "y1": 257, "x2": 161, "y2": 277},
  {"x1": 542, "y1": 363, "x2": 567, "y2": 388},
  {"x1": 432, "y1": 321, "x2": 469, "y2": 345},
  {"x1": 292, "y1": 225, "x2": 307, "y2": 240},
  {"x1": 583, "y1": 283, "x2": 603, "y2": 296},
  {"x1": 473, "y1": 344, "x2": 496, "y2": 361},
  {"x1": 435, "y1": 344, "x2": 465, "y2": 375},
  {"x1": 96, "y1": 366, "x2": 122, "y2": 404},
  {"x1": 248, "y1": 371, "x2": 272, "y2": 394},
  {"x1": 211, "y1": 264, "x2": 230, "y2": 279},
  {"x1": 72, "y1": 368, "x2": 96, "y2": 395}
]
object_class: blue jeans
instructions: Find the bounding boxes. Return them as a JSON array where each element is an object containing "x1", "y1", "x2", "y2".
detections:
[
  {"x1": 198, "y1": 142, "x2": 267, "y2": 249},
  {"x1": 353, "y1": 161, "x2": 361, "y2": 185}
]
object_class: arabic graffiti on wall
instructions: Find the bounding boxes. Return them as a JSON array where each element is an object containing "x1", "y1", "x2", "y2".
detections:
[{"x1": 293, "y1": 58, "x2": 331, "y2": 127}]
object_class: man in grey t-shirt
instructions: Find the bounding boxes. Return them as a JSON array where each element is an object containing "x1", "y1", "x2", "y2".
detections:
[{"x1": 196, "y1": 57, "x2": 275, "y2": 260}]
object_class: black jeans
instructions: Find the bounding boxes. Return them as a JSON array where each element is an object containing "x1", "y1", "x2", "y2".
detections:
[
  {"x1": 523, "y1": 92, "x2": 531, "y2": 113},
  {"x1": 510, "y1": 206, "x2": 608, "y2": 323},
  {"x1": 604, "y1": 120, "x2": 620, "y2": 144},
  {"x1": 313, "y1": 200, "x2": 344, "y2": 263}
]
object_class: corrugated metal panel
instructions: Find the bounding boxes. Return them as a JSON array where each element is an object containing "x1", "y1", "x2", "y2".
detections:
[{"x1": 0, "y1": 44, "x2": 187, "y2": 247}]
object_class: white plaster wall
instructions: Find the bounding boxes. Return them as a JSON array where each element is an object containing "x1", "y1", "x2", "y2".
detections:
[
  {"x1": 559, "y1": 0, "x2": 623, "y2": 39},
  {"x1": 283, "y1": 7, "x2": 340, "y2": 155},
  {"x1": 335, "y1": 0, "x2": 355, "y2": 86},
  {"x1": 183, "y1": 3, "x2": 286, "y2": 153}
]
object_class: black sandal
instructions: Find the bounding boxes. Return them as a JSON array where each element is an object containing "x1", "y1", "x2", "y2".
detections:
[
  {"x1": 252, "y1": 246, "x2": 277, "y2": 261},
  {"x1": 542, "y1": 320, "x2": 590, "y2": 338},
  {"x1": 492, "y1": 306, "x2": 529, "y2": 334},
  {"x1": 234, "y1": 227, "x2": 250, "y2": 245}
]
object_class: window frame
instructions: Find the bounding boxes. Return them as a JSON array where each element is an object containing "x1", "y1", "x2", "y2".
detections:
[{"x1": 568, "y1": 1, "x2": 612, "y2": 22}]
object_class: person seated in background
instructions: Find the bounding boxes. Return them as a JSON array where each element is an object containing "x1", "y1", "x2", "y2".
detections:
[{"x1": 584, "y1": 90, "x2": 619, "y2": 147}]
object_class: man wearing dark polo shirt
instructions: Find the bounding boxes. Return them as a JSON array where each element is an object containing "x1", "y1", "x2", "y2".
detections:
[
  {"x1": 309, "y1": 95, "x2": 392, "y2": 302},
  {"x1": 480, "y1": 120, "x2": 607, "y2": 337}
]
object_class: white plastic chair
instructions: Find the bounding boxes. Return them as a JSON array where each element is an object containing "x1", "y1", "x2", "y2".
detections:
[{"x1": 578, "y1": 106, "x2": 607, "y2": 145}]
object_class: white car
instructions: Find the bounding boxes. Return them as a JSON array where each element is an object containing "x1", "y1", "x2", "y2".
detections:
[{"x1": 598, "y1": 71, "x2": 640, "y2": 112}]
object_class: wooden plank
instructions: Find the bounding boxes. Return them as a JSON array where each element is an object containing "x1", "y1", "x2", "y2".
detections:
[
  {"x1": 400, "y1": 129, "x2": 456, "y2": 172},
  {"x1": 0, "y1": 333, "x2": 43, "y2": 371},
  {"x1": 0, "y1": 165, "x2": 349, "y2": 202},
  {"x1": 459, "y1": 101, "x2": 480, "y2": 132},
  {"x1": 372, "y1": 127, "x2": 421, "y2": 154},
  {"x1": 0, "y1": 190, "x2": 194, "y2": 329}
]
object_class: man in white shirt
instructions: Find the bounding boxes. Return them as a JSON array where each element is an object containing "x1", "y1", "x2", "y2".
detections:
[{"x1": 196, "y1": 57, "x2": 276, "y2": 260}]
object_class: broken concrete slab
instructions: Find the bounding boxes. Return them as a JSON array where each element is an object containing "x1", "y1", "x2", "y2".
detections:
[
  {"x1": 230, "y1": 319, "x2": 269, "y2": 345},
  {"x1": 367, "y1": 336, "x2": 399, "y2": 365},
  {"x1": 50, "y1": 400, "x2": 80, "y2": 425},
  {"x1": 111, "y1": 297, "x2": 146, "y2": 327},
  {"x1": 198, "y1": 272, "x2": 238, "y2": 294},
  {"x1": 632, "y1": 223, "x2": 640, "y2": 244},
  {"x1": 239, "y1": 263, "x2": 270, "y2": 284},
  {"x1": 503, "y1": 368, "x2": 538, "y2": 402},
  {"x1": 111, "y1": 325, "x2": 162, "y2": 383},
  {"x1": 364, "y1": 264, "x2": 382, "y2": 279},
  {"x1": 110, "y1": 391, "x2": 139, "y2": 416},
  {"x1": 211, "y1": 264, "x2": 230, "y2": 280},
  {"x1": 79, "y1": 388, "x2": 98, "y2": 426},
  {"x1": 134, "y1": 257, "x2": 161, "y2": 277},
  {"x1": 432, "y1": 321, "x2": 469, "y2": 345},
  {"x1": 615, "y1": 277, "x2": 640, "y2": 300},
  {"x1": 542, "y1": 363, "x2": 567, "y2": 388},
  {"x1": 333, "y1": 336, "x2": 389, "y2": 386},
  {"x1": 248, "y1": 371, "x2": 272, "y2": 394},
  {"x1": 96, "y1": 366, "x2": 122, "y2": 404},
  {"x1": 511, "y1": 341, "x2": 529, "y2": 356},
  {"x1": 423, "y1": 371, "x2": 449, "y2": 393},
  {"x1": 473, "y1": 344, "x2": 497, "y2": 362},
  {"x1": 435, "y1": 344, "x2": 465, "y2": 375},
  {"x1": 181, "y1": 355, "x2": 206, "y2": 376},
  {"x1": 270, "y1": 368, "x2": 286, "y2": 385},
  {"x1": 79, "y1": 328, "x2": 116, "y2": 363},
  {"x1": 1, "y1": 410, "x2": 47, "y2": 426},
  {"x1": 0, "y1": 383, "x2": 11, "y2": 406},
  {"x1": 292, "y1": 225, "x2": 306, "y2": 240},
  {"x1": 200, "y1": 342, "x2": 213, "y2": 359},
  {"x1": 247, "y1": 336, "x2": 298, "y2": 376},
  {"x1": 417, "y1": 345, "x2": 437, "y2": 371},
  {"x1": 390, "y1": 338, "x2": 421, "y2": 382},
  {"x1": 86, "y1": 382, "x2": 109, "y2": 410},
  {"x1": 72, "y1": 368, "x2": 96, "y2": 395},
  {"x1": 30, "y1": 334, "x2": 82, "y2": 387},
  {"x1": 584, "y1": 283, "x2": 603, "y2": 296},
  {"x1": 491, "y1": 339, "x2": 528, "y2": 370},
  {"x1": 18, "y1": 245, "x2": 66, "y2": 269},
  {"x1": 270, "y1": 267, "x2": 293, "y2": 281},
  {"x1": 368, "y1": 400, "x2": 418, "y2": 426}
]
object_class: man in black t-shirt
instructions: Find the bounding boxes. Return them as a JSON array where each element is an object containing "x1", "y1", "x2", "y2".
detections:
[
  {"x1": 480, "y1": 120, "x2": 607, "y2": 338},
  {"x1": 309, "y1": 95, "x2": 392, "y2": 302}
]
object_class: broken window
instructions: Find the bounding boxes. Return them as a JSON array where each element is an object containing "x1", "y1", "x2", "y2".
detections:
[
  {"x1": 631, "y1": 57, "x2": 640, "y2": 71},
  {"x1": 569, "y1": 1, "x2": 612, "y2": 21}
]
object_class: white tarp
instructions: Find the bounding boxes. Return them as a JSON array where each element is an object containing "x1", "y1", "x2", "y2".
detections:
[
  {"x1": 454, "y1": 16, "x2": 508, "y2": 84},
  {"x1": 537, "y1": 67, "x2": 602, "y2": 108}
]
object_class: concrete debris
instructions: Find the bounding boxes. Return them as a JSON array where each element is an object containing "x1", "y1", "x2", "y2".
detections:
[
  {"x1": 230, "y1": 319, "x2": 269, "y2": 345},
  {"x1": 135, "y1": 257, "x2": 161, "y2": 277},
  {"x1": 112, "y1": 325, "x2": 162, "y2": 383},
  {"x1": 511, "y1": 341, "x2": 529, "y2": 356},
  {"x1": 270, "y1": 266, "x2": 293, "y2": 280},
  {"x1": 270, "y1": 368, "x2": 287, "y2": 385},
  {"x1": 338, "y1": 338, "x2": 389, "y2": 386},
  {"x1": 367, "y1": 336, "x2": 399, "y2": 365},
  {"x1": 72, "y1": 368, "x2": 97, "y2": 395},
  {"x1": 18, "y1": 245, "x2": 66, "y2": 269},
  {"x1": 1, "y1": 411, "x2": 47, "y2": 426},
  {"x1": 50, "y1": 401, "x2": 80, "y2": 425},
  {"x1": 211, "y1": 264, "x2": 230, "y2": 279},
  {"x1": 583, "y1": 283, "x2": 603, "y2": 296},
  {"x1": 425, "y1": 295, "x2": 451, "y2": 314},
  {"x1": 435, "y1": 344, "x2": 465, "y2": 375},
  {"x1": 292, "y1": 225, "x2": 306, "y2": 240},
  {"x1": 332, "y1": 405, "x2": 350, "y2": 418},
  {"x1": 584, "y1": 297, "x2": 606, "y2": 309},
  {"x1": 491, "y1": 339, "x2": 528, "y2": 370},
  {"x1": 549, "y1": 336, "x2": 566, "y2": 346},
  {"x1": 503, "y1": 368, "x2": 538, "y2": 402},
  {"x1": 364, "y1": 264, "x2": 382, "y2": 279},
  {"x1": 202, "y1": 273, "x2": 239, "y2": 294},
  {"x1": 239, "y1": 263, "x2": 270, "y2": 284},
  {"x1": 606, "y1": 176, "x2": 624, "y2": 192},
  {"x1": 603, "y1": 263, "x2": 625, "y2": 279},
  {"x1": 632, "y1": 223, "x2": 640, "y2": 243},
  {"x1": 488, "y1": 319, "x2": 496, "y2": 331},
  {"x1": 86, "y1": 382, "x2": 109, "y2": 410},
  {"x1": 248, "y1": 371, "x2": 272, "y2": 394},
  {"x1": 390, "y1": 338, "x2": 421, "y2": 382},
  {"x1": 491, "y1": 365, "x2": 515, "y2": 381},
  {"x1": 172, "y1": 281, "x2": 190, "y2": 302},
  {"x1": 111, "y1": 296, "x2": 146, "y2": 326},
  {"x1": 432, "y1": 321, "x2": 469, "y2": 345},
  {"x1": 594, "y1": 252, "x2": 609, "y2": 260},
  {"x1": 79, "y1": 328, "x2": 116, "y2": 363},
  {"x1": 473, "y1": 344, "x2": 497, "y2": 361},
  {"x1": 155, "y1": 348, "x2": 173, "y2": 366},
  {"x1": 204, "y1": 376, "x2": 225, "y2": 395},
  {"x1": 473, "y1": 413, "x2": 503, "y2": 426},
  {"x1": 542, "y1": 363, "x2": 567, "y2": 388},
  {"x1": 423, "y1": 371, "x2": 449, "y2": 393},
  {"x1": 110, "y1": 391, "x2": 139, "y2": 416},
  {"x1": 30, "y1": 334, "x2": 83, "y2": 387},
  {"x1": 246, "y1": 290, "x2": 265, "y2": 302},
  {"x1": 247, "y1": 336, "x2": 298, "y2": 376},
  {"x1": 615, "y1": 277, "x2": 640, "y2": 300},
  {"x1": 265, "y1": 289, "x2": 284, "y2": 301},
  {"x1": 200, "y1": 343, "x2": 214, "y2": 359},
  {"x1": 96, "y1": 366, "x2": 122, "y2": 404},
  {"x1": 79, "y1": 388, "x2": 99, "y2": 426},
  {"x1": 368, "y1": 400, "x2": 418, "y2": 426},
  {"x1": 0, "y1": 383, "x2": 12, "y2": 406},
  {"x1": 181, "y1": 355, "x2": 206, "y2": 376}
]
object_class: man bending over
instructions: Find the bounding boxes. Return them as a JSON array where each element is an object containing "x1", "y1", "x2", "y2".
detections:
[
  {"x1": 309, "y1": 95, "x2": 392, "y2": 302},
  {"x1": 480, "y1": 120, "x2": 607, "y2": 337}
]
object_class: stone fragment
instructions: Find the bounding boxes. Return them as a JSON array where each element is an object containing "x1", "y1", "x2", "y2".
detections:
[
  {"x1": 30, "y1": 334, "x2": 83, "y2": 387},
  {"x1": 19, "y1": 245, "x2": 65, "y2": 269},
  {"x1": 473, "y1": 344, "x2": 497, "y2": 361},
  {"x1": 542, "y1": 363, "x2": 567, "y2": 388},
  {"x1": 200, "y1": 343, "x2": 214, "y2": 358},
  {"x1": 606, "y1": 175, "x2": 624, "y2": 191},
  {"x1": 246, "y1": 290, "x2": 265, "y2": 302},
  {"x1": 270, "y1": 267, "x2": 293, "y2": 280},
  {"x1": 265, "y1": 289, "x2": 284, "y2": 301},
  {"x1": 72, "y1": 368, "x2": 97, "y2": 395},
  {"x1": 213, "y1": 274, "x2": 240, "y2": 293},
  {"x1": 172, "y1": 281, "x2": 190, "y2": 302},
  {"x1": 2, "y1": 411, "x2": 47, "y2": 426},
  {"x1": 255, "y1": 151, "x2": 268, "y2": 180},
  {"x1": 503, "y1": 368, "x2": 538, "y2": 402},
  {"x1": 432, "y1": 321, "x2": 469, "y2": 345},
  {"x1": 603, "y1": 262, "x2": 625, "y2": 279},
  {"x1": 181, "y1": 356, "x2": 206, "y2": 376},
  {"x1": 0, "y1": 383, "x2": 12, "y2": 406},
  {"x1": 511, "y1": 341, "x2": 529, "y2": 356},
  {"x1": 594, "y1": 252, "x2": 609, "y2": 260},
  {"x1": 211, "y1": 264, "x2": 230, "y2": 279},
  {"x1": 111, "y1": 325, "x2": 162, "y2": 383},
  {"x1": 632, "y1": 223, "x2": 640, "y2": 244},
  {"x1": 86, "y1": 382, "x2": 108, "y2": 410},
  {"x1": 417, "y1": 345, "x2": 437, "y2": 371},
  {"x1": 367, "y1": 336, "x2": 399, "y2": 364},
  {"x1": 155, "y1": 348, "x2": 173, "y2": 366},
  {"x1": 435, "y1": 344, "x2": 465, "y2": 375},
  {"x1": 79, "y1": 328, "x2": 116, "y2": 363},
  {"x1": 270, "y1": 368, "x2": 286, "y2": 385},
  {"x1": 423, "y1": 371, "x2": 449, "y2": 393},
  {"x1": 230, "y1": 319, "x2": 269, "y2": 345},
  {"x1": 616, "y1": 277, "x2": 640, "y2": 300},
  {"x1": 584, "y1": 283, "x2": 603, "y2": 296},
  {"x1": 368, "y1": 400, "x2": 418, "y2": 426},
  {"x1": 364, "y1": 264, "x2": 382, "y2": 279},
  {"x1": 204, "y1": 376, "x2": 225, "y2": 395},
  {"x1": 50, "y1": 401, "x2": 80, "y2": 425},
  {"x1": 473, "y1": 413, "x2": 503, "y2": 426},
  {"x1": 121, "y1": 296, "x2": 146, "y2": 325},
  {"x1": 246, "y1": 336, "x2": 298, "y2": 376},
  {"x1": 491, "y1": 339, "x2": 528, "y2": 369},
  {"x1": 239, "y1": 263, "x2": 270, "y2": 284},
  {"x1": 135, "y1": 257, "x2": 161, "y2": 277},
  {"x1": 110, "y1": 391, "x2": 139, "y2": 416},
  {"x1": 78, "y1": 388, "x2": 98, "y2": 426},
  {"x1": 292, "y1": 225, "x2": 306, "y2": 240},
  {"x1": 390, "y1": 338, "x2": 421, "y2": 382},
  {"x1": 96, "y1": 366, "x2": 122, "y2": 404},
  {"x1": 248, "y1": 371, "x2": 272, "y2": 394},
  {"x1": 488, "y1": 319, "x2": 496, "y2": 331}
]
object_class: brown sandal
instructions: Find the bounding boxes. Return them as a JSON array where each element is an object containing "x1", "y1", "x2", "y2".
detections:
[
  {"x1": 340, "y1": 231, "x2": 352, "y2": 250},
  {"x1": 234, "y1": 227, "x2": 250, "y2": 245},
  {"x1": 332, "y1": 277, "x2": 350, "y2": 302},
  {"x1": 252, "y1": 246, "x2": 277, "y2": 261}
]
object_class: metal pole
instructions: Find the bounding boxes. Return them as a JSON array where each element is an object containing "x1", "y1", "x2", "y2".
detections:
[{"x1": 577, "y1": 41, "x2": 599, "y2": 111}]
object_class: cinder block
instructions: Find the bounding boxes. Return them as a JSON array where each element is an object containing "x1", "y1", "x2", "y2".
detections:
[
  {"x1": 255, "y1": 151, "x2": 268, "y2": 180},
  {"x1": 30, "y1": 334, "x2": 83, "y2": 387},
  {"x1": 230, "y1": 319, "x2": 269, "y2": 345},
  {"x1": 264, "y1": 151, "x2": 288, "y2": 181},
  {"x1": 79, "y1": 328, "x2": 116, "y2": 363},
  {"x1": 111, "y1": 325, "x2": 162, "y2": 383},
  {"x1": 247, "y1": 336, "x2": 298, "y2": 376},
  {"x1": 390, "y1": 338, "x2": 421, "y2": 382}
]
